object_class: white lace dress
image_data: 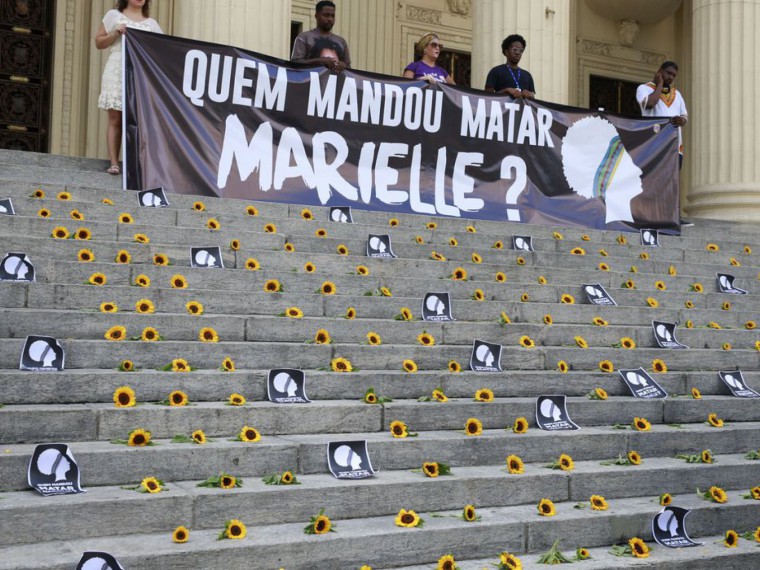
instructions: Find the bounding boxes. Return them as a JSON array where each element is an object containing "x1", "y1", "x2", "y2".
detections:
[{"x1": 97, "y1": 10, "x2": 162, "y2": 111}]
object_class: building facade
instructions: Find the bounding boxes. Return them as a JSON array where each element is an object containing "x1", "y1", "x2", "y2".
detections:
[{"x1": 3, "y1": 0, "x2": 758, "y2": 221}]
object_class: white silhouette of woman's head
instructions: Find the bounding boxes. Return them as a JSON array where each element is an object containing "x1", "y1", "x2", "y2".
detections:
[
  {"x1": 273, "y1": 372, "x2": 297, "y2": 396},
  {"x1": 425, "y1": 295, "x2": 445, "y2": 315},
  {"x1": 369, "y1": 237, "x2": 386, "y2": 253},
  {"x1": 194, "y1": 250, "x2": 217, "y2": 267},
  {"x1": 475, "y1": 344, "x2": 494, "y2": 366},
  {"x1": 539, "y1": 399, "x2": 562, "y2": 421},
  {"x1": 333, "y1": 445, "x2": 362, "y2": 470},
  {"x1": 562, "y1": 116, "x2": 644, "y2": 224},
  {"x1": 3, "y1": 255, "x2": 29, "y2": 279},
  {"x1": 36, "y1": 448, "x2": 71, "y2": 482},
  {"x1": 28, "y1": 339, "x2": 56, "y2": 367}
]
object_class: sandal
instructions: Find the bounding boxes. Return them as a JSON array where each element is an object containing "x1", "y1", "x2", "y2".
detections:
[{"x1": 107, "y1": 164, "x2": 120, "y2": 175}]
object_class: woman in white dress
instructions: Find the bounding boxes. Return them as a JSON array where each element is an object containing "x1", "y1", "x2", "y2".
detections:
[{"x1": 95, "y1": 0, "x2": 162, "y2": 175}]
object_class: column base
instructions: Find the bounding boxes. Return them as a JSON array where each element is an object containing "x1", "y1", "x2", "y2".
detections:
[{"x1": 687, "y1": 183, "x2": 760, "y2": 222}]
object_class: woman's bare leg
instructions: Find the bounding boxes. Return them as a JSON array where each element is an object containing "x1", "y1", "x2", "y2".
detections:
[{"x1": 107, "y1": 109, "x2": 122, "y2": 168}]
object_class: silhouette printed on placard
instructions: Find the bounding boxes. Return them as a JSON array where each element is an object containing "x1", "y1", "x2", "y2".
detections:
[
  {"x1": 20, "y1": 335, "x2": 64, "y2": 371},
  {"x1": 28, "y1": 443, "x2": 84, "y2": 496},
  {"x1": 327, "y1": 440, "x2": 375, "y2": 479},
  {"x1": 0, "y1": 252, "x2": 35, "y2": 282},
  {"x1": 719, "y1": 370, "x2": 759, "y2": 398},
  {"x1": 470, "y1": 340, "x2": 502, "y2": 372},
  {"x1": 329, "y1": 206, "x2": 353, "y2": 223},
  {"x1": 652, "y1": 506, "x2": 702, "y2": 548},
  {"x1": 267, "y1": 369, "x2": 310, "y2": 403},
  {"x1": 76, "y1": 552, "x2": 125, "y2": 570},
  {"x1": 582, "y1": 283, "x2": 616, "y2": 306},
  {"x1": 641, "y1": 228, "x2": 660, "y2": 247},
  {"x1": 618, "y1": 367, "x2": 668, "y2": 399},
  {"x1": 190, "y1": 246, "x2": 224, "y2": 268},
  {"x1": 0, "y1": 198, "x2": 14, "y2": 215},
  {"x1": 366, "y1": 234, "x2": 396, "y2": 258},
  {"x1": 512, "y1": 235, "x2": 534, "y2": 252},
  {"x1": 422, "y1": 292, "x2": 454, "y2": 322},
  {"x1": 716, "y1": 273, "x2": 747, "y2": 295},
  {"x1": 652, "y1": 321, "x2": 687, "y2": 349},
  {"x1": 138, "y1": 187, "x2": 169, "y2": 208},
  {"x1": 535, "y1": 395, "x2": 580, "y2": 431}
]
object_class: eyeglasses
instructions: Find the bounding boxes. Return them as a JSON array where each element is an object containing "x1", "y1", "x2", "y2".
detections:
[{"x1": 428, "y1": 42, "x2": 443, "y2": 49}]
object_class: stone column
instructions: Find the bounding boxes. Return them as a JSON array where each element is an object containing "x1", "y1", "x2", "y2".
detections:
[
  {"x1": 333, "y1": 0, "x2": 397, "y2": 76},
  {"x1": 172, "y1": 0, "x2": 291, "y2": 60},
  {"x1": 688, "y1": 0, "x2": 760, "y2": 221},
  {"x1": 471, "y1": 0, "x2": 571, "y2": 104}
]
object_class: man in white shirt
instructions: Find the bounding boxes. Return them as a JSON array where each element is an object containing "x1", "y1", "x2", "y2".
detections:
[
  {"x1": 636, "y1": 61, "x2": 688, "y2": 167},
  {"x1": 637, "y1": 61, "x2": 691, "y2": 227}
]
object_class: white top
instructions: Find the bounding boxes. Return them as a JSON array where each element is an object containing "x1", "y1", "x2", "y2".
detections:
[
  {"x1": 636, "y1": 83, "x2": 688, "y2": 151},
  {"x1": 102, "y1": 9, "x2": 163, "y2": 52}
]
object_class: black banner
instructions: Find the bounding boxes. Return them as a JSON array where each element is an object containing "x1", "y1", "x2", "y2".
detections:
[{"x1": 125, "y1": 30, "x2": 680, "y2": 231}]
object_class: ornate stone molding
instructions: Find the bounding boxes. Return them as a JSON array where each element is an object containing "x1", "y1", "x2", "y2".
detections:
[
  {"x1": 446, "y1": 0, "x2": 471, "y2": 17},
  {"x1": 406, "y1": 5, "x2": 441, "y2": 25},
  {"x1": 579, "y1": 38, "x2": 663, "y2": 66}
]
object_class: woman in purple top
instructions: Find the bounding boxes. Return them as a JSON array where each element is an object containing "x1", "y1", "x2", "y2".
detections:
[{"x1": 403, "y1": 33, "x2": 455, "y2": 84}]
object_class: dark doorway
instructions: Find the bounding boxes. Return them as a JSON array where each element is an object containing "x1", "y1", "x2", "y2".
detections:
[
  {"x1": 437, "y1": 49, "x2": 471, "y2": 88},
  {"x1": 589, "y1": 74, "x2": 641, "y2": 116},
  {"x1": 0, "y1": 0, "x2": 55, "y2": 152}
]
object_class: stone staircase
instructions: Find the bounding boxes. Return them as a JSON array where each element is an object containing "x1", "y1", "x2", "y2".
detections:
[{"x1": 0, "y1": 149, "x2": 758, "y2": 569}]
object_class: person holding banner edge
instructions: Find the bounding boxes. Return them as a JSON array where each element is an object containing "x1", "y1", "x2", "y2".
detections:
[
  {"x1": 291, "y1": 1, "x2": 351, "y2": 73},
  {"x1": 95, "y1": 0, "x2": 163, "y2": 175},
  {"x1": 403, "y1": 33, "x2": 455, "y2": 84},
  {"x1": 484, "y1": 34, "x2": 535, "y2": 99}
]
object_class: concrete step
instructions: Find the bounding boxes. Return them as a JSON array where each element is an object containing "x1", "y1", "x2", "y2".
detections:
[
  {"x1": 1, "y1": 455, "x2": 756, "y2": 547},
  {"x1": 0, "y1": 490, "x2": 757, "y2": 570}
]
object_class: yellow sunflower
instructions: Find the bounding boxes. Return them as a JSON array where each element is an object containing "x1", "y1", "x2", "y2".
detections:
[
  {"x1": 553, "y1": 231, "x2": 563, "y2": 240},
  {"x1": 134, "y1": 274, "x2": 150, "y2": 287},
  {"x1": 417, "y1": 332, "x2": 435, "y2": 346},
  {"x1": 320, "y1": 281, "x2": 336, "y2": 295},
  {"x1": 592, "y1": 317, "x2": 608, "y2": 326},
  {"x1": 314, "y1": 329, "x2": 331, "y2": 344},
  {"x1": 639, "y1": 252, "x2": 650, "y2": 260},
  {"x1": 520, "y1": 292, "x2": 529, "y2": 302},
  {"x1": 438, "y1": 554, "x2": 456, "y2": 570},
  {"x1": 283, "y1": 242, "x2": 295, "y2": 252},
  {"x1": 172, "y1": 526, "x2": 190, "y2": 543},
  {"x1": 229, "y1": 393, "x2": 246, "y2": 406},
  {"x1": 102, "y1": 197, "x2": 113, "y2": 205},
  {"x1": 113, "y1": 386, "x2": 136, "y2": 408},
  {"x1": 238, "y1": 425, "x2": 261, "y2": 442},
  {"x1": 581, "y1": 234, "x2": 590, "y2": 241},
  {"x1": 709, "y1": 486, "x2": 728, "y2": 503},
  {"x1": 652, "y1": 359, "x2": 667, "y2": 373},
  {"x1": 426, "y1": 222, "x2": 437, "y2": 230},
  {"x1": 395, "y1": 508, "x2": 422, "y2": 527},
  {"x1": 336, "y1": 244, "x2": 348, "y2": 255},
  {"x1": 312, "y1": 513, "x2": 332, "y2": 534},
  {"x1": 331, "y1": 357, "x2": 353, "y2": 372},
  {"x1": 140, "y1": 327, "x2": 160, "y2": 342},
  {"x1": 380, "y1": 287, "x2": 392, "y2": 297},
  {"x1": 422, "y1": 462, "x2": 440, "y2": 478},
  {"x1": 691, "y1": 387, "x2": 702, "y2": 399},
  {"x1": 557, "y1": 360, "x2": 569, "y2": 373},
  {"x1": 355, "y1": 265, "x2": 369, "y2": 276},
  {"x1": 708, "y1": 413, "x2": 724, "y2": 427},
  {"x1": 492, "y1": 240, "x2": 503, "y2": 249},
  {"x1": 199, "y1": 327, "x2": 219, "y2": 342},
  {"x1": 691, "y1": 282, "x2": 704, "y2": 293},
  {"x1": 706, "y1": 243, "x2": 719, "y2": 251},
  {"x1": 51, "y1": 226, "x2": 70, "y2": 239},
  {"x1": 513, "y1": 417, "x2": 529, "y2": 434},
  {"x1": 561, "y1": 293, "x2": 575, "y2": 304},
  {"x1": 449, "y1": 237, "x2": 458, "y2": 247},
  {"x1": 684, "y1": 300, "x2": 694, "y2": 309},
  {"x1": 599, "y1": 249, "x2": 609, "y2": 256},
  {"x1": 620, "y1": 337, "x2": 636, "y2": 349},
  {"x1": 646, "y1": 297, "x2": 659, "y2": 308},
  {"x1": 537, "y1": 498, "x2": 556, "y2": 516},
  {"x1": 598, "y1": 262, "x2": 610, "y2": 271},
  {"x1": 464, "y1": 417, "x2": 483, "y2": 436},
  {"x1": 571, "y1": 247, "x2": 585, "y2": 255},
  {"x1": 153, "y1": 253, "x2": 169, "y2": 266},
  {"x1": 628, "y1": 537, "x2": 649, "y2": 558},
  {"x1": 594, "y1": 387, "x2": 608, "y2": 400},
  {"x1": 105, "y1": 325, "x2": 127, "y2": 341},
  {"x1": 263, "y1": 223, "x2": 277, "y2": 234},
  {"x1": 575, "y1": 336, "x2": 588, "y2": 349},
  {"x1": 245, "y1": 258, "x2": 260, "y2": 271},
  {"x1": 448, "y1": 360, "x2": 461, "y2": 373},
  {"x1": 127, "y1": 428, "x2": 151, "y2": 446},
  {"x1": 668, "y1": 265, "x2": 677, "y2": 276},
  {"x1": 451, "y1": 267, "x2": 467, "y2": 280},
  {"x1": 506, "y1": 454, "x2": 524, "y2": 474},
  {"x1": 171, "y1": 358, "x2": 190, "y2": 372},
  {"x1": 590, "y1": 494, "x2": 608, "y2": 510},
  {"x1": 32, "y1": 189, "x2": 45, "y2": 198},
  {"x1": 399, "y1": 307, "x2": 413, "y2": 321},
  {"x1": 115, "y1": 250, "x2": 131, "y2": 264},
  {"x1": 558, "y1": 454, "x2": 574, "y2": 471},
  {"x1": 432, "y1": 388, "x2": 448, "y2": 402},
  {"x1": 221, "y1": 357, "x2": 235, "y2": 372},
  {"x1": 463, "y1": 505, "x2": 477, "y2": 522},
  {"x1": 135, "y1": 299, "x2": 155, "y2": 314},
  {"x1": 466, "y1": 225, "x2": 476, "y2": 233},
  {"x1": 223, "y1": 519, "x2": 247, "y2": 540},
  {"x1": 141, "y1": 476, "x2": 162, "y2": 493},
  {"x1": 415, "y1": 235, "x2": 424, "y2": 244},
  {"x1": 724, "y1": 530, "x2": 739, "y2": 548},
  {"x1": 701, "y1": 450, "x2": 713, "y2": 463},
  {"x1": 616, "y1": 235, "x2": 628, "y2": 245},
  {"x1": 366, "y1": 331, "x2": 382, "y2": 345},
  {"x1": 315, "y1": 228, "x2": 327, "y2": 238},
  {"x1": 537, "y1": 276, "x2": 547, "y2": 285},
  {"x1": 516, "y1": 256, "x2": 526, "y2": 265},
  {"x1": 599, "y1": 360, "x2": 614, "y2": 373},
  {"x1": 300, "y1": 208, "x2": 314, "y2": 220},
  {"x1": 192, "y1": 201, "x2": 205, "y2": 211},
  {"x1": 100, "y1": 302, "x2": 118, "y2": 313},
  {"x1": 205, "y1": 218, "x2": 220, "y2": 231},
  {"x1": 38, "y1": 208, "x2": 51, "y2": 218},
  {"x1": 229, "y1": 239, "x2": 240, "y2": 250},
  {"x1": 543, "y1": 314, "x2": 553, "y2": 325},
  {"x1": 519, "y1": 335, "x2": 535, "y2": 348},
  {"x1": 628, "y1": 451, "x2": 641, "y2": 465},
  {"x1": 390, "y1": 420, "x2": 408, "y2": 438},
  {"x1": 633, "y1": 417, "x2": 651, "y2": 431},
  {"x1": 623, "y1": 279, "x2": 636, "y2": 289},
  {"x1": 264, "y1": 279, "x2": 282, "y2": 292},
  {"x1": 388, "y1": 218, "x2": 399, "y2": 227},
  {"x1": 168, "y1": 390, "x2": 189, "y2": 407},
  {"x1": 345, "y1": 307, "x2": 356, "y2": 319},
  {"x1": 219, "y1": 474, "x2": 237, "y2": 490},
  {"x1": 118, "y1": 213, "x2": 134, "y2": 224},
  {"x1": 431, "y1": 251, "x2": 446, "y2": 261},
  {"x1": 402, "y1": 359, "x2": 418, "y2": 373},
  {"x1": 134, "y1": 233, "x2": 150, "y2": 244},
  {"x1": 474, "y1": 388, "x2": 494, "y2": 402},
  {"x1": 471, "y1": 252, "x2": 482, "y2": 264},
  {"x1": 186, "y1": 301, "x2": 204, "y2": 315}
]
